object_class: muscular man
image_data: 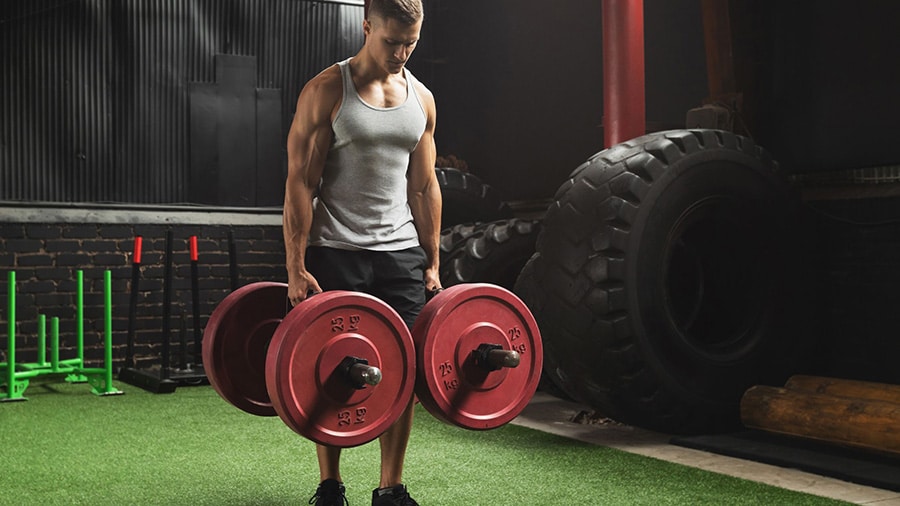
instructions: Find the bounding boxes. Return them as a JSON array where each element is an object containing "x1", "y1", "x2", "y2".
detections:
[{"x1": 283, "y1": 1, "x2": 440, "y2": 505}]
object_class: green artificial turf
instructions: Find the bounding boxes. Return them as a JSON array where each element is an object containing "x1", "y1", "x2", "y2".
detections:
[{"x1": 0, "y1": 380, "x2": 850, "y2": 506}]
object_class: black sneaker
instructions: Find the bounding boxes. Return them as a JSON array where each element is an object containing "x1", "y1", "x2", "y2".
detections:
[
  {"x1": 309, "y1": 479, "x2": 348, "y2": 506},
  {"x1": 371, "y1": 484, "x2": 419, "y2": 506}
]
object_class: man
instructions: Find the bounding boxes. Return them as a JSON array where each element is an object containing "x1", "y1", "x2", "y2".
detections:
[{"x1": 282, "y1": 0, "x2": 440, "y2": 505}]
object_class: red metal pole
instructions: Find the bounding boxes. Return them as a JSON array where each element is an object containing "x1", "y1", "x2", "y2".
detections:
[{"x1": 602, "y1": 0, "x2": 646, "y2": 148}]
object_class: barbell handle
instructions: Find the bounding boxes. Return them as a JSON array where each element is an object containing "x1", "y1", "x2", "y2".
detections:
[
  {"x1": 474, "y1": 344, "x2": 521, "y2": 371},
  {"x1": 348, "y1": 362, "x2": 382, "y2": 387}
]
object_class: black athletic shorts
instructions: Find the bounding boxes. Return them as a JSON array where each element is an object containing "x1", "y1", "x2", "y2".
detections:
[{"x1": 305, "y1": 246, "x2": 427, "y2": 330}]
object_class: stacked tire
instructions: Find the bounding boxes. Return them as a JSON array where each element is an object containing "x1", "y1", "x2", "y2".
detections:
[
  {"x1": 440, "y1": 219, "x2": 541, "y2": 291},
  {"x1": 514, "y1": 130, "x2": 813, "y2": 434},
  {"x1": 436, "y1": 167, "x2": 511, "y2": 228},
  {"x1": 436, "y1": 166, "x2": 537, "y2": 291}
]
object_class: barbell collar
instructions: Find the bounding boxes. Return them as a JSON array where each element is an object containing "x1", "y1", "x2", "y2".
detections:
[{"x1": 340, "y1": 356, "x2": 382, "y2": 389}]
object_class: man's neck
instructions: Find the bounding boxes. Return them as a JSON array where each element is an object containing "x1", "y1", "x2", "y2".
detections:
[{"x1": 351, "y1": 51, "x2": 402, "y2": 84}]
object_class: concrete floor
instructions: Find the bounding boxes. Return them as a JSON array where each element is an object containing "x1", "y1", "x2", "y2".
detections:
[{"x1": 511, "y1": 392, "x2": 900, "y2": 505}]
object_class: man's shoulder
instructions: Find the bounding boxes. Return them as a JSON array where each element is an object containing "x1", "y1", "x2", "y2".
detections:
[
  {"x1": 410, "y1": 75, "x2": 435, "y2": 115},
  {"x1": 305, "y1": 64, "x2": 343, "y2": 96},
  {"x1": 294, "y1": 64, "x2": 343, "y2": 124},
  {"x1": 405, "y1": 68, "x2": 431, "y2": 93},
  {"x1": 412, "y1": 79, "x2": 433, "y2": 99}
]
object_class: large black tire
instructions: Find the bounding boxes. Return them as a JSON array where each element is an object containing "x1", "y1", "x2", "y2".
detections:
[
  {"x1": 436, "y1": 167, "x2": 512, "y2": 227},
  {"x1": 440, "y1": 218, "x2": 541, "y2": 290},
  {"x1": 515, "y1": 130, "x2": 812, "y2": 434}
]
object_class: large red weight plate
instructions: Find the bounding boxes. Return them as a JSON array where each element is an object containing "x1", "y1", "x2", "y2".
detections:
[
  {"x1": 202, "y1": 282, "x2": 287, "y2": 416},
  {"x1": 266, "y1": 291, "x2": 416, "y2": 448},
  {"x1": 413, "y1": 283, "x2": 543, "y2": 430}
]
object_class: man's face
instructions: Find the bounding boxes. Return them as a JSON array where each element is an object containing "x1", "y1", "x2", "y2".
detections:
[{"x1": 364, "y1": 15, "x2": 422, "y2": 75}]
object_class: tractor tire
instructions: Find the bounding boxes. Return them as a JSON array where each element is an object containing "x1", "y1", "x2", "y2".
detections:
[
  {"x1": 440, "y1": 218, "x2": 541, "y2": 290},
  {"x1": 515, "y1": 129, "x2": 812, "y2": 434},
  {"x1": 436, "y1": 167, "x2": 511, "y2": 227}
]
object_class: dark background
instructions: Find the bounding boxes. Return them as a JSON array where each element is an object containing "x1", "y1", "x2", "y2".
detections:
[
  {"x1": 2, "y1": 0, "x2": 706, "y2": 205},
  {"x1": 3, "y1": 1, "x2": 900, "y2": 380},
  {"x1": 4, "y1": 1, "x2": 900, "y2": 205}
]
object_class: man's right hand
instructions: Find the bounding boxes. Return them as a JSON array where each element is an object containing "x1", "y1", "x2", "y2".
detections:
[{"x1": 288, "y1": 271, "x2": 323, "y2": 307}]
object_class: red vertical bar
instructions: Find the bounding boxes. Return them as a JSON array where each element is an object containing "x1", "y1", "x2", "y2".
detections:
[
  {"x1": 133, "y1": 236, "x2": 143, "y2": 265},
  {"x1": 189, "y1": 236, "x2": 199, "y2": 262},
  {"x1": 602, "y1": 0, "x2": 646, "y2": 148}
]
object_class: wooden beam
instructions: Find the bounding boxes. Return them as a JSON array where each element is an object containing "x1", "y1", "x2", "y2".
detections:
[
  {"x1": 741, "y1": 379, "x2": 900, "y2": 456},
  {"x1": 785, "y1": 375, "x2": 900, "y2": 405}
]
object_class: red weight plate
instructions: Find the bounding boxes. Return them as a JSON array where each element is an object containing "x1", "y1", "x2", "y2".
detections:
[
  {"x1": 202, "y1": 282, "x2": 287, "y2": 416},
  {"x1": 266, "y1": 291, "x2": 416, "y2": 448},
  {"x1": 413, "y1": 283, "x2": 543, "y2": 430}
]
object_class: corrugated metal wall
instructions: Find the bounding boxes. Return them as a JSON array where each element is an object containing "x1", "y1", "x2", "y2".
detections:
[{"x1": 0, "y1": 0, "x2": 364, "y2": 205}]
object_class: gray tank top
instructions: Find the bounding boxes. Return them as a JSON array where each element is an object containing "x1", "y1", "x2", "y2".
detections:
[{"x1": 309, "y1": 58, "x2": 427, "y2": 251}]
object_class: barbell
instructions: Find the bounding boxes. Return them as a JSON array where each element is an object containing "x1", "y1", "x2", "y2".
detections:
[{"x1": 202, "y1": 282, "x2": 542, "y2": 447}]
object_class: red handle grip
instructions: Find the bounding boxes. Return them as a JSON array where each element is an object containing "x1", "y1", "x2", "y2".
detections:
[{"x1": 133, "y1": 236, "x2": 143, "y2": 265}]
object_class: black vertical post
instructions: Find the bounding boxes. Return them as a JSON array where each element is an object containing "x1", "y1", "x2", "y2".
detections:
[
  {"x1": 228, "y1": 229, "x2": 239, "y2": 291},
  {"x1": 161, "y1": 229, "x2": 173, "y2": 378},
  {"x1": 125, "y1": 236, "x2": 142, "y2": 370},
  {"x1": 190, "y1": 235, "x2": 202, "y2": 364},
  {"x1": 178, "y1": 311, "x2": 188, "y2": 371}
]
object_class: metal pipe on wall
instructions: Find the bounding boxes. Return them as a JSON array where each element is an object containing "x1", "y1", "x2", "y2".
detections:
[{"x1": 602, "y1": 0, "x2": 646, "y2": 148}]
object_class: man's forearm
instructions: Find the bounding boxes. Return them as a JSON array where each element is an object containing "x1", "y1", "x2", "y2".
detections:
[
  {"x1": 409, "y1": 184, "x2": 442, "y2": 269},
  {"x1": 283, "y1": 181, "x2": 315, "y2": 281}
]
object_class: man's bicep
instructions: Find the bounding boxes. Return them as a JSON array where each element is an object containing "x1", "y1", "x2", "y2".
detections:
[
  {"x1": 408, "y1": 134, "x2": 437, "y2": 193},
  {"x1": 410, "y1": 83, "x2": 438, "y2": 191},
  {"x1": 288, "y1": 83, "x2": 334, "y2": 184}
]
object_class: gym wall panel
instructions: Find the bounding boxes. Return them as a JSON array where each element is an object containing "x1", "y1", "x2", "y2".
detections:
[{"x1": 0, "y1": 0, "x2": 365, "y2": 205}]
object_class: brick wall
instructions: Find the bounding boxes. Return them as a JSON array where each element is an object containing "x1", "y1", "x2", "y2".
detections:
[
  {"x1": 1, "y1": 207, "x2": 285, "y2": 371},
  {"x1": 6, "y1": 198, "x2": 900, "y2": 389}
]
